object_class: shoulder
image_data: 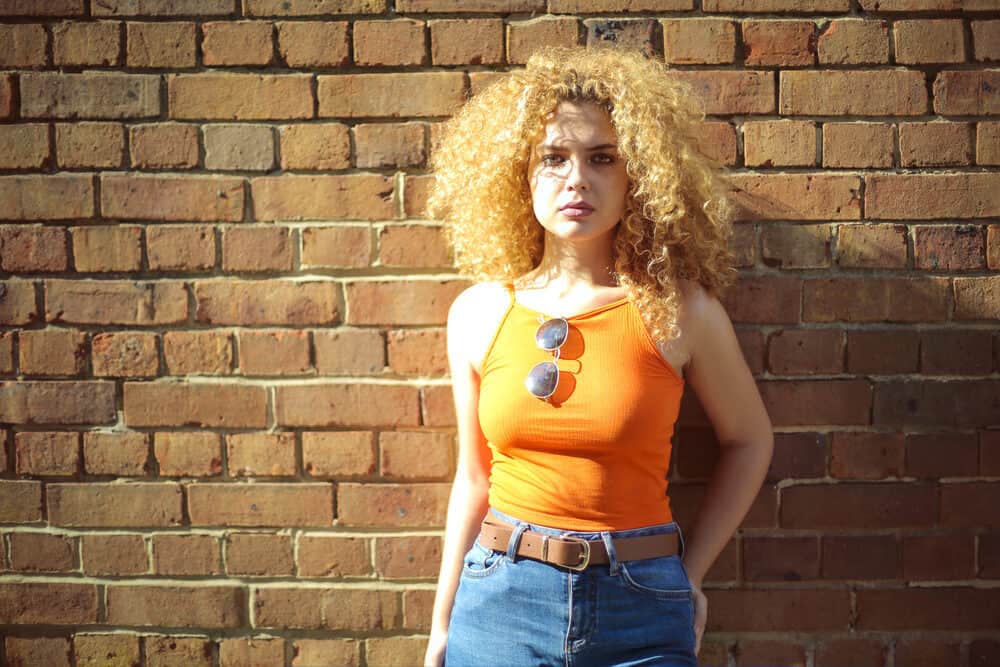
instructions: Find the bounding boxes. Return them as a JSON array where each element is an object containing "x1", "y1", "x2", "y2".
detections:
[
  {"x1": 448, "y1": 281, "x2": 513, "y2": 374},
  {"x1": 448, "y1": 281, "x2": 510, "y2": 326}
]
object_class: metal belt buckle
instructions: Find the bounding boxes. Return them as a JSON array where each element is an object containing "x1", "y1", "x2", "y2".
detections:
[{"x1": 561, "y1": 535, "x2": 591, "y2": 571}]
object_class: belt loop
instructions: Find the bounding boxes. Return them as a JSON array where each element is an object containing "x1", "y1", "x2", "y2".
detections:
[
  {"x1": 599, "y1": 531, "x2": 620, "y2": 575},
  {"x1": 505, "y1": 521, "x2": 528, "y2": 562},
  {"x1": 676, "y1": 523, "x2": 686, "y2": 560}
]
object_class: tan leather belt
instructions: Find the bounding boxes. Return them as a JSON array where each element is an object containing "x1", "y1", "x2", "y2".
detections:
[{"x1": 478, "y1": 516, "x2": 680, "y2": 571}]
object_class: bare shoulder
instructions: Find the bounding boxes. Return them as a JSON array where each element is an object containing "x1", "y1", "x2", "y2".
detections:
[{"x1": 448, "y1": 281, "x2": 512, "y2": 375}]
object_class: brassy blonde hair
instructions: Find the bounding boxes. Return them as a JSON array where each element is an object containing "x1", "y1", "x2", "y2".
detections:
[{"x1": 425, "y1": 45, "x2": 738, "y2": 342}]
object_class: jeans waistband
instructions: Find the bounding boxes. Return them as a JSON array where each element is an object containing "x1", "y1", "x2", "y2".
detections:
[{"x1": 488, "y1": 506, "x2": 681, "y2": 540}]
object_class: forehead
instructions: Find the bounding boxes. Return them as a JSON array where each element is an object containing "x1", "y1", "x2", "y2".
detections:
[{"x1": 534, "y1": 100, "x2": 618, "y2": 147}]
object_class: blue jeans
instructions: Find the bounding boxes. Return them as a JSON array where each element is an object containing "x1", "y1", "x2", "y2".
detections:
[{"x1": 445, "y1": 507, "x2": 698, "y2": 667}]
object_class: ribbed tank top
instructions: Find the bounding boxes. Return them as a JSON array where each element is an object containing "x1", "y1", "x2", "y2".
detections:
[{"x1": 477, "y1": 282, "x2": 686, "y2": 531}]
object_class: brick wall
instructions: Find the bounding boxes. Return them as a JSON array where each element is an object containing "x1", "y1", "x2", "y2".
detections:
[{"x1": 0, "y1": 0, "x2": 997, "y2": 666}]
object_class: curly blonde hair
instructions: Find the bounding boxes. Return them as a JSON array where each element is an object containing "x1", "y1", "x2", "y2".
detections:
[{"x1": 425, "y1": 45, "x2": 738, "y2": 342}]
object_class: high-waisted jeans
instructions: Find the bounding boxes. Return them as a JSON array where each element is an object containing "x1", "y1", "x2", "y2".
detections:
[{"x1": 444, "y1": 506, "x2": 699, "y2": 667}]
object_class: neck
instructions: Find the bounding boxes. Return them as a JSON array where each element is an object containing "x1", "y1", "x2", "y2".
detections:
[{"x1": 520, "y1": 228, "x2": 619, "y2": 291}]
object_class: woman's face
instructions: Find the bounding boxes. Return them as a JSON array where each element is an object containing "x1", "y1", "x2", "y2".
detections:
[{"x1": 526, "y1": 100, "x2": 630, "y2": 245}]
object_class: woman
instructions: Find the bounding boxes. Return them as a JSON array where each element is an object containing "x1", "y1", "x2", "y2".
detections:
[{"x1": 423, "y1": 45, "x2": 774, "y2": 667}]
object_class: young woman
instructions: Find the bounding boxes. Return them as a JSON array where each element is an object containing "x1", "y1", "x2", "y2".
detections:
[{"x1": 423, "y1": 46, "x2": 774, "y2": 667}]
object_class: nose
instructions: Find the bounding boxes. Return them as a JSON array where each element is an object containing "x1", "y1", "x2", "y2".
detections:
[{"x1": 564, "y1": 157, "x2": 589, "y2": 191}]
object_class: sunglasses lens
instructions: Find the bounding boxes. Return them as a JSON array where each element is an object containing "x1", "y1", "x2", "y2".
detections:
[
  {"x1": 535, "y1": 318, "x2": 568, "y2": 351},
  {"x1": 525, "y1": 360, "x2": 559, "y2": 398}
]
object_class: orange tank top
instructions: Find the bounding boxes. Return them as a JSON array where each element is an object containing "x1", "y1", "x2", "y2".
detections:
[{"x1": 478, "y1": 282, "x2": 685, "y2": 531}]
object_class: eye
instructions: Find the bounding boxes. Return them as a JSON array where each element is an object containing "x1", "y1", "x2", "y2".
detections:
[
  {"x1": 541, "y1": 154, "x2": 564, "y2": 166},
  {"x1": 592, "y1": 153, "x2": 616, "y2": 164}
]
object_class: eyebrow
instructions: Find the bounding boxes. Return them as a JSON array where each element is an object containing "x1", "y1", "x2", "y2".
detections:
[{"x1": 539, "y1": 143, "x2": 618, "y2": 152}]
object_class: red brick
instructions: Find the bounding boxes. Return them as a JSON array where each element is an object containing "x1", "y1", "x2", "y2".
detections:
[
  {"x1": 367, "y1": 636, "x2": 428, "y2": 667},
  {"x1": 4, "y1": 637, "x2": 71, "y2": 667},
  {"x1": 835, "y1": 223, "x2": 907, "y2": 268},
  {"x1": 941, "y1": 482, "x2": 1000, "y2": 529},
  {"x1": 742, "y1": 536, "x2": 819, "y2": 582},
  {"x1": 767, "y1": 328, "x2": 842, "y2": 375},
  {"x1": 981, "y1": 532, "x2": 1000, "y2": 577},
  {"x1": 301, "y1": 225, "x2": 371, "y2": 269},
  {"x1": 0, "y1": 381, "x2": 116, "y2": 425},
  {"x1": 660, "y1": 18, "x2": 735, "y2": 65},
  {"x1": 372, "y1": 535, "x2": 441, "y2": 578},
  {"x1": 934, "y1": 69, "x2": 1000, "y2": 115},
  {"x1": 0, "y1": 479, "x2": 42, "y2": 522},
  {"x1": 760, "y1": 223, "x2": 830, "y2": 269},
  {"x1": 153, "y1": 533, "x2": 222, "y2": 575},
  {"x1": 817, "y1": 19, "x2": 889, "y2": 65},
  {"x1": 94, "y1": 0, "x2": 233, "y2": 14},
  {"x1": 252, "y1": 174, "x2": 395, "y2": 221},
  {"x1": 144, "y1": 636, "x2": 211, "y2": 666},
  {"x1": 20, "y1": 71, "x2": 159, "y2": 119},
  {"x1": 379, "y1": 430, "x2": 453, "y2": 480},
  {"x1": 337, "y1": 482, "x2": 450, "y2": 527},
  {"x1": 0, "y1": 226, "x2": 68, "y2": 272},
  {"x1": 706, "y1": 0, "x2": 847, "y2": 8},
  {"x1": 903, "y1": 533, "x2": 975, "y2": 580},
  {"x1": 355, "y1": 122, "x2": 426, "y2": 168},
  {"x1": 899, "y1": 121, "x2": 973, "y2": 167},
  {"x1": 160, "y1": 456, "x2": 226, "y2": 498},
  {"x1": 0, "y1": 582, "x2": 96, "y2": 624},
  {"x1": 914, "y1": 223, "x2": 985, "y2": 270},
  {"x1": 221, "y1": 226, "x2": 292, "y2": 272},
  {"x1": 860, "y1": 0, "x2": 995, "y2": 8},
  {"x1": 907, "y1": 432, "x2": 979, "y2": 479},
  {"x1": 313, "y1": 328, "x2": 385, "y2": 375},
  {"x1": 401, "y1": 0, "x2": 540, "y2": 8},
  {"x1": 982, "y1": 431, "x2": 1000, "y2": 477},
  {"x1": 125, "y1": 383, "x2": 267, "y2": 428},
  {"x1": 52, "y1": 19, "x2": 120, "y2": 66},
  {"x1": 404, "y1": 173, "x2": 434, "y2": 218},
  {"x1": 288, "y1": 639, "x2": 361, "y2": 665},
  {"x1": 163, "y1": 330, "x2": 233, "y2": 375},
  {"x1": 46, "y1": 279, "x2": 187, "y2": 325},
  {"x1": 666, "y1": 70, "x2": 774, "y2": 115},
  {"x1": 82, "y1": 431, "x2": 149, "y2": 476},
  {"x1": 226, "y1": 432, "x2": 296, "y2": 477},
  {"x1": 254, "y1": 587, "x2": 398, "y2": 631},
  {"x1": 9, "y1": 533, "x2": 76, "y2": 572},
  {"x1": 0, "y1": 331, "x2": 13, "y2": 374},
  {"x1": 829, "y1": 431, "x2": 903, "y2": 480},
  {"x1": 857, "y1": 587, "x2": 1000, "y2": 630},
  {"x1": 101, "y1": 174, "x2": 244, "y2": 222},
  {"x1": 277, "y1": 20, "x2": 349, "y2": 67},
  {"x1": 955, "y1": 276, "x2": 1000, "y2": 319},
  {"x1": 782, "y1": 482, "x2": 935, "y2": 529},
  {"x1": 979, "y1": 121, "x2": 1000, "y2": 165},
  {"x1": 766, "y1": 432, "x2": 826, "y2": 480},
  {"x1": 169, "y1": 72, "x2": 313, "y2": 119},
  {"x1": 585, "y1": 18, "x2": 661, "y2": 56},
  {"x1": 74, "y1": 635, "x2": 141, "y2": 665},
  {"x1": 21, "y1": 328, "x2": 88, "y2": 377},
  {"x1": 55, "y1": 121, "x2": 124, "y2": 169},
  {"x1": 204, "y1": 123, "x2": 275, "y2": 171},
  {"x1": 276, "y1": 384, "x2": 419, "y2": 428},
  {"x1": 707, "y1": 589, "x2": 850, "y2": 631},
  {"x1": 70, "y1": 225, "x2": 142, "y2": 272},
  {"x1": 246, "y1": 0, "x2": 386, "y2": 14},
  {"x1": 225, "y1": 532, "x2": 294, "y2": 576},
  {"x1": 297, "y1": 534, "x2": 371, "y2": 576},
  {"x1": 867, "y1": 173, "x2": 1000, "y2": 219},
  {"x1": 804, "y1": 277, "x2": 949, "y2": 322},
  {"x1": 735, "y1": 640, "x2": 805, "y2": 666},
  {"x1": 896, "y1": 640, "x2": 961, "y2": 667},
  {"x1": 129, "y1": 122, "x2": 199, "y2": 169},
  {"x1": 14, "y1": 431, "x2": 79, "y2": 475},
  {"x1": 302, "y1": 431, "x2": 376, "y2": 478},
  {"x1": 921, "y1": 329, "x2": 992, "y2": 375},
  {"x1": 187, "y1": 483, "x2": 333, "y2": 527},
  {"x1": 691, "y1": 121, "x2": 738, "y2": 165},
  {"x1": 507, "y1": 17, "x2": 579, "y2": 64},
  {"x1": 80, "y1": 534, "x2": 148, "y2": 575},
  {"x1": 727, "y1": 173, "x2": 860, "y2": 221},
  {"x1": 822, "y1": 535, "x2": 898, "y2": 580},
  {"x1": 0, "y1": 174, "x2": 94, "y2": 220},
  {"x1": 346, "y1": 280, "x2": 467, "y2": 325},
  {"x1": 237, "y1": 329, "x2": 310, "y2": 376},
  {"x1": 814, "y1": 639, "x2": 886, "y2": 667},
  {"x1": 0, "y1": 24, "x2": 48, "y2": 67},
  {"x1": 146, "y1": 225, "x2": 215, "y2": 271},
  {"x1": 91, "y1": 331, "x2": 158, "y2": 378},
  {"x1": 0, "y1": 73, "x2": 13, "y2": 119},
  {"x1": 278, "y1": 123, "x2": 350, "y2": 170},
  {"x1": 202, "y1": 21, "x2": 273, "y2": 66},
  {"x1": 780, "y1": 69, "x2": 926, "y2": 115},
  {"x1": 744, "y1": 119, "x2": 817, "y2": 167},
  {"x1": 719, "y1": 276, "x2": 800, "y2": 324},
  {"x1": 873, "y1": 379, "x2": 999, "y2": 429},
  {"x1": 107, "y1": 585, "x2": 245, "y2": 628},
  {"x1": 403, "y1": 589, "x2": 435, "y2": 632},
  {"x1": 387, "y1": 329, "x2": 447, "y2": 377},
  {"x1": 421, "y1": 384, "x2": 454, "y2": 427},
  {"x1": 430, "y1": 18, "x2": 503, "y2": 65},
  {"x1": 219, "y1": 637, "x2": 285, "y2": 666},
  {"x1": 47, "y1": 482, "x2": 183, "y2": 527},
  {"x1": 742, "y1": 19, "x2": 815, "y2": 67},
  {"x1": 894, "y1": 19, "x2": 965, "y2": 64},
  {"x1": 319, "y1": 72, "x2": 465, "y2": 118},
  {"x1": 194, "y1": 280, "x2": 340, "y2": 326},
  {"x1": 972, "y1": 20, "x2": 1000, "y2": 62},
  {"x1": 125, "y1": 20, "x2": 197, "y2": 68},
  {"x1": 0, "y1": 123, "x2": 49, "y2": 169},
  {"x1": 354, "y1": 18, "x2": 427, "y2": 66}
]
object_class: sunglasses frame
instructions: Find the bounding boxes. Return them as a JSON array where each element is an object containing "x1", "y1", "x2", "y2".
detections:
[{"x1": 525, "y1": 315, "x2": 569, "y2": 401}]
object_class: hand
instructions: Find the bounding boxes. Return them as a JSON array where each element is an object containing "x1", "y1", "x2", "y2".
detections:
[
  {"x1": 690, "y1": 582, "x2": 708, "y2": 655},
  {"x1": 423, "y1": 628, "x2": 448, "y2": 667}
]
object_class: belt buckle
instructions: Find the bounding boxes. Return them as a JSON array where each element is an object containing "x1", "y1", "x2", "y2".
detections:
[{"x1": 560, "y1": 535, "x2": 591, "y2": 571}]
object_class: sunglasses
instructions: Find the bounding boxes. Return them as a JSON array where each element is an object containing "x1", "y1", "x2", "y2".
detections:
[{"x1": 525, "y1": 315, "x2": 569, "y2": 401}]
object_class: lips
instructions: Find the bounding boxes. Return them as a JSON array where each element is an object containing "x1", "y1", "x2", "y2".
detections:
[{"x1": 560, "y1": 201, "x2": 594, "y2": 211}]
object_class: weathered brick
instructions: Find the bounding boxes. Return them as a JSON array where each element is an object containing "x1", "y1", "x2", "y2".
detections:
[
  {"x1": 169, "y1": 73, "x2": 312, "y2": 119},
  {"x1": 163, "y1": 330, "x2": 233, "y2": 375},
  {"x1": 153, "y1": 534, "x2": 222, "y2": 575},
  {"x1": 429, "y1": 18, "x2": 503, "y2": 65},
  {"x1": 899, "y1": 121, "x2": 973, "y2": 167},
  {"x1": 278, "y1": 123, "x2": 350, "y2": 170},
  {"x1": 728, "y1": 173, "x2": 860, "y2": 221},
  {"x1": 507, "y1": 17, "x2": 579, "y2": 65},
  {"x1": 660, "y1": 18, "x2": 735, "y2": 65},
  {"x1": 252, "y1": 174, "x2": 395, "y2": 221},
  {"x1": 757, "y1": 379, "x2": 871, "y2": 426},
  {"x1": 0, "y1": 174, "x2": 94, "y2": 220},
  {"x1": 404, "y1": 173, "x2": 434, "y2": 218},
  {"x1": 225, "y1": 532, "x2": 294, "y2": 576},
  {"x1": 19, "y1": 328, "x2": 87, "y2": 376},
  {"x1": 21, "y1": 72, "x2": 159, "y2": 119},
  {"x1": 836, "y1": 223, "x2": 908, "y2": 268},
  {"x1": 0, "y1": 225, "x2": 68, "y2": 272},
  {"x1": 255, "y1": 587, "x2": 398, "y2": 631},
  {"x1": 744, "y1": 119, "x2": 816, "y2": 167},
  {"x1": 124, "y1": 383, "x2": 268, "y2": 428},
  {"x1": 743, "y1": 536, "x2": 820, "y2": 581},
  {"x1": 277, "y1": 20, "x2": 350, "y2": 67},
  {"x1": 0, "y1": 582, "x2": 96, "y2": 625},
  {"x1": 860, "y1": 0, "x2": 995, "y2": 8},
  {"x1": 46, "y1": 279, "x2": 187, "y2": 325},
  {"x1": 663, "y1": 70, "x2": 775, "y2": 115},
  {"x1": 204, "y1": 124, "x2": 275, "y2": 171},
  {"x1": 913, "y1": 224, "x2": 985, "y2": 271},
  {"x1": 691, "y1": 121, "x2": 738, "y2": 165},
  {"x1": 379, "y1": 224, "x2": 450, "y2": 268},
  {"x1": 101, "y1": 174, "x2": 244, "y2": 222},
  {"x1": 354, "y1": 18, "x2": 426, "y2": 66},
  {"x1": 144, "y1": 636, "x2": 211, "y2": 665},
  {"x1": 130, "y1": 122, "x2": 199, "y2": 169},
  {"x1": 219, "y1": 637, "x2": 285, "y2": 666},
  {"x1": 7, "y1": 635, "x2": 70, "y2": 664},
  {"x1": 236, "y1": 329, "x2": 310, "y2": 376},
  {"x1": 14, "y1": 431, "x2": 79, "y2": 475},
  {"x1": 303, "y1": 431, "x2": 377, "y2": 477},
  {"x1": 0, "y1": 73, "x2": 13, "y2": 118},
  {"x1": 895, "y1": 640, "x2": 961, "y2": 667},
  {"x1": 817, "y1": 19, "x2": 889, "y2": 64},
  {"x1": 0, "y1": 381, "x2": 115, "y2": 425},
  {"x1": 822, "y1": 122, "x2": 893, "y2": 168},
  {"x1": 894, "y1": 19, "x2": 965, "y2": 64},
  {"x1": 154, "y1": 431, "x2": 223, "y2": 477},
  {"x1": 221, "y1": 226, "x2": 292, "y2": 272},
  {"x1": 873, "y1": 379, "x2": 999, "y2": 429},
  {"x1": 226, "y1": 432, "x2": 297, "y2": 477},
  {"x1": 301, "y1": 225, "x2": 371, "y2": 269},
  {"x1": 719, "y1": 275, "x2": 800, "y2": 324},
  {"x1": 954, "y1": 276, "x2": 1000, "y2": 320},
  {"x1": 783, "y1": 482, "x2": 934, "y2": 529},
  {"x1": 400, "y1": 0, "x2": 540, "y2": 10},
  {"x1": 194, "y1": 280, "x2": 339, "y2": 325},
  {"x1": 766, "y1": 328, "x2": 842, "y2": 374},
  {"x1": 337, "y1": 482, "x2": 450, "y2": 527},
  {"x1": 373, "y1": 536, "x2": 442, "y2": 578},
  {"x1": 81, "y1": 534, "x2": 148, "y2": 575},
  {"x1": 71, "y1": 225, "x2": 142, "y2": 272},
  {"x1": 0, "y1": 331, "x2": 13, "y2": 373},
  {"x1": 276, "y1": 384, "x2": 419, "y2": 427},
  {"x1": 367, "y1": 636, "x2": 429, "y2": 667},
  {"x1": 972, "y1": 20, "x2": 1000, "y2": 62},
  {"x1": 379, "y1": 430, "x2": 453, "y2": 479},
  {"x1": 742, "y1": 19, "x2": 816, "y2": 67},
  {"x1": 246, "y1": 0, "x2": 386, "y2": 15},
  {"x1": 804, "y1": 277, "x2": 949, "y2": 322},
  {"x1": 978, "y1": 121, "x2": 1000, "y2": 165},
  {"x1": 297, "y1": 533, "x2": 370, "y2": 576},
  {"x1": 403, "y1": 589, "x2": 435, "y2": 632},
  {"x1": 830, "y1": 431, "x2": 904, "y2": 480},
  {"x1": 93, "y1": 0, "x2": 235, "y2": 15},
  {"x1": 74, "y1": 634, "x2": 141, "y2": 666},
  {"x1": 312, "y1": 328, "x2": 385, "y2": 375},
  {"x1": 906, "y1": 432, "x2": 979, "y2": 478},
  {"x1": 387, "y1": 328, "x2": 448, "y2": 376},
  {"x1": 202, "y1": 21, "x2": 274, "y2": 66},
  {"x1": 0, "y1": 24, "x2": 47, "y2": 67},
  {"x1": 346, "y1": 280, "x2": 466, "y2": 325},
  {"x1": 318, "y1": 72, "x2": 465, "y2": 118},
  {"x1": 52, "y1": 20, "x2": 121, "y2": 66},
  {"x1": 55, "y1": 122, "x2": 125, "y2": 168},
  {"x1": 990, "y1": 224, "x2": 1000, "y2": 270},
  {"x1": 865, "y1": 173, "x2": 1000, "y2": 219},
  {"x1": 106, "y1": 585, "x2": 245, "y2": 627},
  {"x1": 933, "y1": 69, "x2": 1000, "y2": 115},
  {"x1": 0, "y1": 123, "x2": 49, "y2": 169},
  {"x1": 92, "y1": 331, "x2": 159, "y2": 377},
  {"x1": 146, "y1": 225, "x2": 216, "y2": 271},
  {"x1": 82, "y1": 431, "x2": 149, "y2": 476},
  {"x1": 188, "y1": 483, "x2": 334, "y2": 527},
  {"x1": 9, "y1": 531, "x2": 76, "y2": 572},
  {"x1": 0, "y1": 0, "x2": 84, "y2": 15},
  {"x1": 355, "y1": 122, "x2": 426, "y2": 169},
  {"x1": 857, "y1": 588, "x2": 1000, "y2": 630},
  {"x1": 125, "y1": 21, "x2": 197, "y2": 68},
  {"x1": 705, "y1": 0, "x2": 847, "y2": 9},
  {"x1": 48, "y1": 482, "x2": 183, "y2": 527},
  {"x1": 0, "y1": 479, "x2": 43, "y2": 522},
  {"x1": 0, "y1": 280, "x2": 40, "y2": 325},
  {"x1": 780, "y1": 69, "x2": 926, "y2": 115}
]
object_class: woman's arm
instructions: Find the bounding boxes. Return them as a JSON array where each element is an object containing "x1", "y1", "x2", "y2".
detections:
[{"x1": 424, "y1": 288, "x2": 495, "y2": 667}]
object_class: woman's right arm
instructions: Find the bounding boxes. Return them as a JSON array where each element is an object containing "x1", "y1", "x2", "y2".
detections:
[{"x1": 424, "y1": 287, "x2": 494, "y2": 667}]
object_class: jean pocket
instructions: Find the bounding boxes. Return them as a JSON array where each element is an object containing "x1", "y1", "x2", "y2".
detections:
[
  {"x1": 461, "y1": 537, "x2": 506, "y2": 578},
  {"x1": 618, "y1": 554, "x2": 692, "y2": 599}
]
